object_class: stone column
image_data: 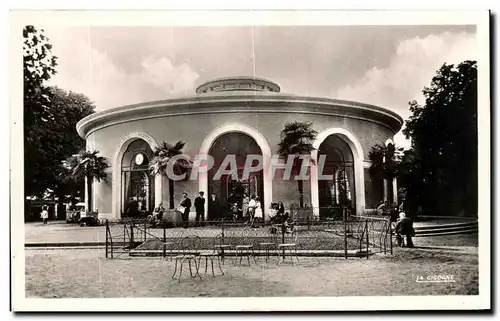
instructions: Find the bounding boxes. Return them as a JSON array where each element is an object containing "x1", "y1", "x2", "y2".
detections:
[
  {"x1": 383, "y1": 179, "x2": 388, "y2": 202},
  {"x1": 155, "y1": 173, "x2": 163, "y2": 209},
  {"x1": 84, "y1": 176, "x2": 90, "y2": 211},
  {"x1": 309, "y1": 152, "x2": 320, "y2": 217},
  {"x1": 392, "y1": 177, "x2": 398, "y2": 205}
]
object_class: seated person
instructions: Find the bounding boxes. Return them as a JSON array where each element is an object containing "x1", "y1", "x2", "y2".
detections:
[
  {"x1": 284, "y1": 218, "x2": 295, "y2": 233},
  {"x1": 395, "y1": 212, "x2": 415, "y2": 248},
  {"x1": 268, "y1": 203, "x2": 279, "y2": 223},
  {"x1": 150, "y1": 203, "x2": 165, "y2": 226},
  {"x1": 377, "y1": 201, "x2": 390, "y2": 215},
  {"x1": 281, "y1": 211, "x2": 290, "y2": 224}
]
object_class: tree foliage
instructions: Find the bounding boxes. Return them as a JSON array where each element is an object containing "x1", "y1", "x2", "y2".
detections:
[
  {"x1": 368, "y1": 142, "x2": 403, "y2": 206},
  {"x1": 23, "y1": 25, "x2": 95, "y2": 199},
  {"x1": 149, "y1": 141, "x2": 191, "y2": 209},
  {"x1": 71, "y1": 150, "x2": 109, "y2": 210},
  {"x1": 278, "y1": 121, "x2": 318, "y2": 207},
  {"x1": 400, "y1": 60, "x2": 477, "y2": 217},
  {"x1": 368, "y1": 142, "x2": 404, "y2": 182}
]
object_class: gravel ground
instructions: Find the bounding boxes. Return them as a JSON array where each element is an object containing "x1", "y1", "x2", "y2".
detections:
[{"x1": 25, "y1": 238, "x2": 478, "y2": 298}]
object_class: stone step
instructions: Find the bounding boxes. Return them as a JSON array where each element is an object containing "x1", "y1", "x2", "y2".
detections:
[
  {"x1": 416, "y1": 224, "x2": 478, "y2": 234},
  {"x1": 414, "y1": 221, "x2": 477, "y2": 231},
  {"x1": 415, "y1": 228, "x2": 478, "y2": 237}
]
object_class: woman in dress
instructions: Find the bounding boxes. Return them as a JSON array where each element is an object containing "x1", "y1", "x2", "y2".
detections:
[
  {"x1": 277, "y1": 201, "x2": 285, "y2": 223},
  {"x1": 253, "y1": 196, "x2": 264, "y2": 227},
  {"x1": 242, "y1": 192, "x2": 250, "y2": 220}
]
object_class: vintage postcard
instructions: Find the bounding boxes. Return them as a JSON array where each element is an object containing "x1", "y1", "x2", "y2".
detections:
[{"x1": 10, "y1": 9, "x2": 490, "y2": 311}]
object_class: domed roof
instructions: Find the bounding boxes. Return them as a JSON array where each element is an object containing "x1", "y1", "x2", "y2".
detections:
[{"x1": 195, "y1": 76, "x2": 281, "y2": 94}]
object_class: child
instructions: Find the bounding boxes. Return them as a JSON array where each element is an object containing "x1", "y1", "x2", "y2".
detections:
[
  {"x1": 284, "y1": 215, "x2": 294, "y2": 234},
  {"x1": 41, "y1": 205, "x2": 49, "y2": 224},
  {"x1": 231, "y1": 203, "x2": 241, "y2": 222}
]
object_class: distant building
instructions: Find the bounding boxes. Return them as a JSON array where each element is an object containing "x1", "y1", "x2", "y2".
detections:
[{"x1": 77, "y1": 77, "x2": 403, "y2": 221}]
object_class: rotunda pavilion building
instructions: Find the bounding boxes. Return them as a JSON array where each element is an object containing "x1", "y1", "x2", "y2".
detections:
[{"x1": 76, "y1": 77, "x2": 404, "y2": 221}]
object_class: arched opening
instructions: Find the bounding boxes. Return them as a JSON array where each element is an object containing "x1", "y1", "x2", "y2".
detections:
[
  {"x1": 121, "y1": 139, "x2": 155, "y2": 217},
  {"x1": 317, "y1": 135, "x2": 355, "y2": 218},
  {"x1": 208, "y1": 132, "x2": 264, "y2": 220}
]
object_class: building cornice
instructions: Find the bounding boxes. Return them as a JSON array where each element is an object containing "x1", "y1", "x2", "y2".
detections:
[{"x1": 76, "y1": 93, "x2": 404, "y2": 139}]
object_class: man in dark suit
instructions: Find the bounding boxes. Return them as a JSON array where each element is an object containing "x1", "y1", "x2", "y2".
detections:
[
  {"x1": 395, "y1": 212, "x2": 415, "y2": 248},
  {"x1": 194, "y1": 191, "x2": 205, "y2": 227},
  {"x1": 180, "y1": 192, "x2": 192, "y2": 228},
  {"x1": 208, "y1": 193, "x2": 219, "y2": 223}
]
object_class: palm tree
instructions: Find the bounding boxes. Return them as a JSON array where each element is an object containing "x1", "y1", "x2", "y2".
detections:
[
  {"x1": 57, "y1": 156, "x2": 85, "y2": 205},
  {"x1": 71, "y1": 150, "x2": 109, "y2": 211},
  {"x1": 149, "y1": 141, "x2": 191, "y2": 209},
  {"x1": 278, "y1": 121, "x2": 318, "y2": 208},
  {"x1": 369, "y1": 142, "x2": 403, "y2": 203}
]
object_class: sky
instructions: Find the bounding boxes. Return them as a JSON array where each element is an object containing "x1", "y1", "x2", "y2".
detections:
[{"x1": 42, "y1": 25, "x2": 477, "y2": 149}]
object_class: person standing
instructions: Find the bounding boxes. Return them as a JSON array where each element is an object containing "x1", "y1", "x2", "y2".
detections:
[
  {"x1": 179, "y1": 192, "x2": 192, "y2": 228},
  {"x1": 242, "y1": 192, "x2": 250, "y2": 219},
  {"x1": 248, "y1": 194, "x2": 256, "y2": 226},
  {"x1": 208, "y1": 193, "x2": 220, "y2": 223},
  {"x1": 41, "y1": 204, "x2": 49, "y2": 224},
  {"x1": 277, "y1": 201, "x2": 285, "y2": 223},
  {"x1": 253, "y1": 196, "x2": 264, "y2": 228},
  {"x1": 194, "y1": 191, "x2": 206, "y2": 227}
]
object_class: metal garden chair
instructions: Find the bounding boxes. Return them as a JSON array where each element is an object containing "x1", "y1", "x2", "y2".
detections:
[
  {"x1": 214, "y1": 229, "x2": 233, "y2": 265},
  {"x1": 163, "y1": 230, "x2": 184, "y2": 261},
  {"x1": 277, "y1": 225, "x2": 299, "y2": 266},
  {"x1": 197, "y1": 233, "x2": 225, "y2": 277},
  {"x1": 258, "y1": 225, "x2": 280, "y2": 263},
  {"x1": 171, "y1": 236, "x2": 202, "y2": 282},
  {"x1": 234, "y1": 228, "x2": 257, "y2": 266}
]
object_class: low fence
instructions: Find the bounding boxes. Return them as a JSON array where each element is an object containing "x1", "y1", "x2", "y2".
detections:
[{"x1": 105, "y1": 209, "x2": 392, "y2": 259}]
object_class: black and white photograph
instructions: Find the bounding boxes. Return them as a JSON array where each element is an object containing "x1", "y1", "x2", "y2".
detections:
[{"x1": 10, "y1": 9, "x2": 490, "y2": 311}]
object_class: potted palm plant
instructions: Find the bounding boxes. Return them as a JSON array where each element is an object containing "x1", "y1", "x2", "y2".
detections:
[
  {"x1": 278, "y1": 121, "x2": 318, "y2": 222},
  {"x1": 71, "y1": 150, "x2": 108, "y2": 226},
  {"x1": 149, "y1": 141, "x2": 191, "y2": 227}
]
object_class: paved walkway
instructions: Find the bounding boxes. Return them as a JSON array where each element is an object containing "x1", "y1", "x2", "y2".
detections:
[{"x1": 25, "y1": 221, "x2": 106, "y2": 244}]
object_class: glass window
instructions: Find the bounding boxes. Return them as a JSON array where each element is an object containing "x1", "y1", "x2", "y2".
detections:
[{"x1": 121, "y1": 139, "x2": 155, "y2": 216}]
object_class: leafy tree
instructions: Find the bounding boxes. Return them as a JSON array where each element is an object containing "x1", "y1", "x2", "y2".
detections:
[
  {"x1": 23, "y1": 25, "x2": 95, "y2": 199},
  {"x1": 401, "y1": 60, "x2": 477, "y2": 217},
  {"x1": 23, "y1": 25, "x2": 58, "y2": 129},
  {"x1": 149, "y1": 141, "x2": 191, "y2": 209},
  {"x1": 398, "y1": 149, "x2": 424, "y2": 217},
  {"x1": 49, "y1": 87, "x2": 95, "y2": 200},
  {"x1": 24, "y1": 25, "x2": 58, "y2": 197},
  {"x1": 278, "y1": 121, "x2": 318, "y2": 208},
  {"x1": 71, "y1": 150, "x2": 109, "y2": 211}
]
